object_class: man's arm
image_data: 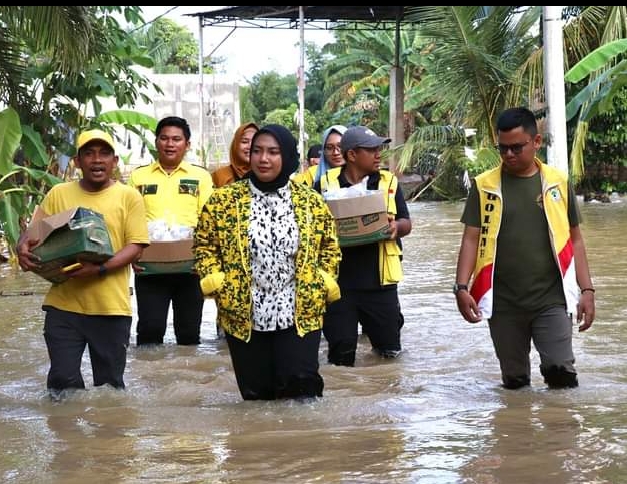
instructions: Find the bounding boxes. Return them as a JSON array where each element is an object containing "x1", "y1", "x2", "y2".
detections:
[
  {"x1": 455, "y1": 225, "x2": 482, "y2": 323},
  {"x1": 390, "y1": 184, "x2": 412, "y2": 239},
  {"x1": 571, "y1": 225, "x2": 595, "y2": 332}
]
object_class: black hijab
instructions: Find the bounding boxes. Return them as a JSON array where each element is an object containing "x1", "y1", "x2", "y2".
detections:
[{"x1": 249, "y1": 124, "x2": 300, "y2": 193}]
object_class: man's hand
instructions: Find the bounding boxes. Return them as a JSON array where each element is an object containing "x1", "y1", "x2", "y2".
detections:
[
  {"x1": 456, "y1": 291, "x2": 482, "y2": 323},
  {"x1": 386, "y1": 216, "x2": 398, "y2": 240},
  {"x1": 17, "y1": 237, "x2": 41, "y2": 272},
  {"x1": 577, "y1": 291, "x2": 595, "y2": 332},
  {"x1": 131, "y1": 260, "x2": 145, "y2": 274}
]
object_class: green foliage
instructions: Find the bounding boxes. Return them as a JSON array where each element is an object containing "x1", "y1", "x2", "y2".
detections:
[
  {"x1": 576, "y1": 86, "x2": 627, "y2": 191},
  {"x1": 0, "y1": 108, "x2": 21, "y2": 175},
  {"x1": 465, "y1": 147, "x2": 501, "y2": 178},
  {"x1": 323, "y1": 27, "x2": 430, "y2": 136},
  {"x1": 429, "y1": 146, "x2": 470, "y2": 200},
  {"x1": 263, "y1": 104, "x2": 318, "y2": 143},
  {"x1": 0, "y1": 108, "x2": 62, "y2": 249},
  {"x1": 139, "y1": 17, "x2": 202, "y2": 74},
  {"x1": 304, "y1": 42, "x2": 327, "y2": 113},
  {"x1": 246, "y1": 71, "x2": 298, "y2": 122},
  {"x1": 239, "y1": 85, "x2": 260, "y2": 124},
  {"x1": 0, "y1": 6, "x2": 161, "y2": 257}
]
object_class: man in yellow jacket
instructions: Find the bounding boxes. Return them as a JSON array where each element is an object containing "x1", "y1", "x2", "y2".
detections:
[
  {"x1": 315, "y1": 126, "x2": 412, "y2": 366},
  {"x1": 129, "y1": 117, "x2": 213, "y2": 346},
  {"x1": 454, "y1": 107, "x2": 595, "y2": 389}
]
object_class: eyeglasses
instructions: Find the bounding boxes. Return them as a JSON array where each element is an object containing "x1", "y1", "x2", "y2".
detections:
[
  {"x1": 496, "y1": 140, "x2": 531, "y2": 155},
  {"x1": 324, "y1": 144, "x2": 342, "y2": 153}
]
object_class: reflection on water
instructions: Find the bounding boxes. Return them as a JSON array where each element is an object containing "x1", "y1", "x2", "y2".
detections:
[{"x1": 1, "y1": 199, "x2": 626, "y2": 483}]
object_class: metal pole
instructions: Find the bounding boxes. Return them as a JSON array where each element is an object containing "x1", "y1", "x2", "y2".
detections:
[
  {"x1": 198, "y1": 16, "x2": 205, "y2": 166},
  {"x1": 542, "y1": 6, "x2": 568, "y2": 175},
  {"x1": 298, "y1": 6, "x2": 306, "y2": 172}
]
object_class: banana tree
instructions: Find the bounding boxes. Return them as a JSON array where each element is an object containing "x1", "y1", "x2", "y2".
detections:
[{"x1": 565, "y1": 39, "x2": 627, "y2": 122}]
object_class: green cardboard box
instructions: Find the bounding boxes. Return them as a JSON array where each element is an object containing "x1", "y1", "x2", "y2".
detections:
[
  {"x1": 138, "y1": 238, "x2": 194, "y2": 275},
  {"x1": 27, "y1": 207, "x2": 114, "y2": 284}
]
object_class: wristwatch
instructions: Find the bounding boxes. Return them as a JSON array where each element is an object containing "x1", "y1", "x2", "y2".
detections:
[
  {"x1": 453, "y1": 283, "x2": 468, "y2": 295},
  {"x1": 98, "y1": 264, "x2": 108, "y2": 277}
]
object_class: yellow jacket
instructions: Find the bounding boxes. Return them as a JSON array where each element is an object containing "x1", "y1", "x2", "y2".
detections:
[
  {"x1": 321, "y1": 168, "x2": 403, "y2": 285},
  {"x1": 471, "y1": 159, "x2": 578, "y2": 318},
  {"x1": 194, "y1": 180, "x2": 341, "y2": 342},
  {"x1": 292, "y1": 164, "x2": 317, "y2": 187}
]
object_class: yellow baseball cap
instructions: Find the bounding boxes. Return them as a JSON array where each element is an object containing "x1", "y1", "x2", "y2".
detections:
[{"x1": 76, "y1": 129, "x2": 116, "y2": 151}]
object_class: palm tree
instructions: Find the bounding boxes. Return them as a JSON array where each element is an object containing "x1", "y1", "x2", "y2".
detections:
[
  {"x1": 323, "y1": 27, "x2": 429, "y2": 135},
  {"x1": 405, "y1": 6, "x2": 542, "y2": 144},
  {"x1": 0, "y1": 7, "x2": 93, "y2": 107}
]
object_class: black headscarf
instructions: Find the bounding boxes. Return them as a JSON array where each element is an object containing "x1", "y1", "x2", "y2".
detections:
[{"x1": 249, "y1": 124, "x2": 300, "y2": 193}]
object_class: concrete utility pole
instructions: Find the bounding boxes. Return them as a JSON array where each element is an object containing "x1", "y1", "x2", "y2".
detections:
[
  {"x1": 388, "y1": 10, "x2": 404, "y2": 174},
  {"x1": 542, "y1": 6, "x2": 569, "y2": 175},
  {"x1": 297, "y1": 6, "x2": 306, "y2": 171},
  {"x1": 198, "y1": 16, "x2": 205, "y2": 165}
]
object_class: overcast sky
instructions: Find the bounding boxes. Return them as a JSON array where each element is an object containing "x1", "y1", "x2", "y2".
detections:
[{"x1": 139, "y1": 6, "x2": 334, "y2": 82}]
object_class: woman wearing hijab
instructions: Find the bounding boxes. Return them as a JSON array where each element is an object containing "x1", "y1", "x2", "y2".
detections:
[
  {"x1": 195, "y1": 124, "x2": 341, "y2": 401},
  {"x1": 293, "y1": 125, "x2": 347, "y2": 186},
  {"x1": 211, "y1": 122, "x2": 259, "y2": 187}
]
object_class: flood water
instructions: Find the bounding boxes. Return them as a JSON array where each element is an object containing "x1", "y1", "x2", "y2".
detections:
[{"x1": 1, "y1": 199, "x2": 626, "y2": 484}]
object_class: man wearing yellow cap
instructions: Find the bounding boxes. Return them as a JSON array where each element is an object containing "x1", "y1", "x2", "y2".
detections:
[
  {"x1": 128, "y1": 116, "x2": 213, "y2": 346},
  {"x1": 17, "y1": 129, "x2": 150, "y2": 398}
]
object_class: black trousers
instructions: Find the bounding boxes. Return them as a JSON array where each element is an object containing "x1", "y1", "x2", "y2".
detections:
[
  {"x1": 226, "y1": 326, "x2": 324, "y2": 400},
  {"x1": 43, "y1": 306, "x2": 131, "y2": 390},
  {"x1": 134, "y1": 273, "x2": 204, "y2": 345},
  {"x1": 323, "y1": 286, "x2": 403, "y2": 366}
]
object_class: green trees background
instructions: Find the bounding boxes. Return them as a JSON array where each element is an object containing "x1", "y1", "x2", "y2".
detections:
[{"x1": 2, "y1": 6, "x2": 627, "y2": 259}]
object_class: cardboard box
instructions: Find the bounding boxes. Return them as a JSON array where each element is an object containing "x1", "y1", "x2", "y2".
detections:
[
  {"x1": 27, "y1": 207, "x2": 114, "y2": 284},
  {"x1": 325, "y1": 191, "x2": 390, "y2": 247},
  {"x1": 138, "y1": 238, "x2": 194, "y2": 275}
]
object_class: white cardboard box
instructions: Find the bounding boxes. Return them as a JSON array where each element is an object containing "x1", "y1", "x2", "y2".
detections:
[{"x1": 325, "y1": 192, "x2": 390, "y2": 247}]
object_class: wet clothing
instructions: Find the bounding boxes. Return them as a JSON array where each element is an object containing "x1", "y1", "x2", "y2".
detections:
[
  {"x1": 129, "y1": 160, "x2": 213, "y2": 345},
  {"x1": 315, "y1": 167, "x2": 410, "y2": 365},
  {"x1": 461, "y1": 159, "x2": 582, "y2": 388},
  {"x1": 323, "y1": 287, "x2": 403, "y2": 366},
  {"x1": 489, "y1": 306, "x2": 577, "y2": 389},
  {"x1": 225, "y1": 327, "x2": 323, "y2": 400},
  {"x1": 38, "y1": 180, "x2": 148, "y2": 391},
  {"x1": 44, "y1": 307, "x2": 131, "y2": 390},
  {"x1": 134, "y1": 273, "x2": 204, "y2": 345},
  {"x1": 195, "y1": 124, "x2": 341, "y2": 400}
]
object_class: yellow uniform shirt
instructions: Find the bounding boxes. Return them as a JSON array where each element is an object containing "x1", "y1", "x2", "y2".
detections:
[
  {"x1": 128, "y1": 161, "x2": 214, "y2": 227},
  {"x1": 292, "y1": 165, "x2": 317, "y2": 187},
  {"x1": 41, "y1": 181, "x2": 150, "y2": 316}
]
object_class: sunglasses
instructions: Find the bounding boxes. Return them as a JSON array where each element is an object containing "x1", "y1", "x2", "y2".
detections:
[{"x1": 496, "y1": 139, "x2": 531, "y2": 155}]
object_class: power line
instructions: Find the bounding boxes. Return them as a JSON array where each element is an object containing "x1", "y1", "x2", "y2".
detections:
[{"x1": 129, "y1": 6, "x2": 180, "y2": 33}]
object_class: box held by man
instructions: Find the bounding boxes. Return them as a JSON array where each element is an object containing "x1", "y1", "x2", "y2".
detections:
[
  {"x1": 26, "y1": 207, "x2": 114, "y2": 284},
  {"x1": 325, "y1": 191, "x2": 389, "y2": 247}
]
